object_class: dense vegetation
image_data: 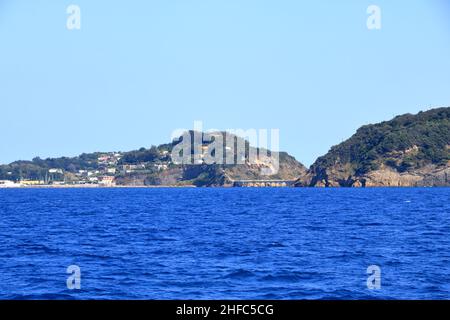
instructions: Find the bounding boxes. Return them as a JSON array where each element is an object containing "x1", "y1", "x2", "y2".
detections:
[
  {"x1": 118, "y1": 146, "x2": 160, "y2": 164},
  {"x1": 0, "y1": 153, "x2": 101, "y2": 181},
  {"x1": 311, "y1": 107, "x2": 450, "y2": 175}
]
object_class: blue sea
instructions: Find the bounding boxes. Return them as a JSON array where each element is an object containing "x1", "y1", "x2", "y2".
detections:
[{"x1": 0, "y1": 188, "x2": 449, "y2": 300}]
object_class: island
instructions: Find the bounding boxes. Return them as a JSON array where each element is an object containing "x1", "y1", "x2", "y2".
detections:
[{"x1": 1, "y1": 107, "x2": 449, "y2": 188}]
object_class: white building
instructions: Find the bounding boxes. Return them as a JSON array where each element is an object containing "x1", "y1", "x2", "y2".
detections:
[
  {"x1": 0, "y1": 180, "x2": 19, "y2": 188},
  {"x1": 49, "y1": 168, "x2": 64, "y2": 174},
  {"x1": 106, "y1": 168, "x2": 116, "y2": 174},
  {"x1": 154, "y1": 164, "x2": 168, "y2": 171}
]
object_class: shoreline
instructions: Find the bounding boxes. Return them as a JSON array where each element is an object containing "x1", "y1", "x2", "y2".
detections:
[
  {"x1": 0, "y1": 184, "x2": 197, "y2": 189},
  {"x1": 0, "y1": 184, "x2": 447, "y2": 189}
]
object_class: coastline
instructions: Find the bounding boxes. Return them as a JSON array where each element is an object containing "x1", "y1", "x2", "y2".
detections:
[
  {"x1": 0, "y1": 184, "x2": 197, "y2": 189},
  {"x1": 0, "y1": 184, "x2": 447, "y2": 189}
]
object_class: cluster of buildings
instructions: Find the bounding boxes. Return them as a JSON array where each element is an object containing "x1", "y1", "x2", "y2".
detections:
[
  {"x1": 72, "y1": 153, "x2": 121, "y2": 186},
  {"x1": 0, "y1": 151, "x2": 173, "y2": 188}
]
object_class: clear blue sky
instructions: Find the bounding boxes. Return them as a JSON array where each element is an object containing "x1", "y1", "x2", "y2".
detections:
[{"x1": 1, "y1": 0, "x2": 450, "y2": 166}]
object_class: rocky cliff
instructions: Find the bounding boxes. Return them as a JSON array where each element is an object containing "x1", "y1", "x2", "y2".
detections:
[{"x1": 299, "y1": 107, "x2": 450, "y2": 187}]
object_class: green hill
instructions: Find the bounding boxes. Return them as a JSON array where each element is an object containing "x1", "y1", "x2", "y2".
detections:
[{"x1": 305, "y1": 107, "x2": 450, "y2": 187}]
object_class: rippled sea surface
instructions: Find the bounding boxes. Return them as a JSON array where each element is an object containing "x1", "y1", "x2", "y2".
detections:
[{"x1": 0, "y1": 188, "x2": 449, "y2": 299}]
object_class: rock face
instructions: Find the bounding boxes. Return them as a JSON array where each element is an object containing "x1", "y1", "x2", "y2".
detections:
[
  {"x1": 352, "y1": 165, "x2": 450, "y2": 187},
  {"x1": 176, "y1": 135, "x2": 308, "y2": 187},
  {"x1": 298, "y1": 107, "x2": 450, "y2": 187}
]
